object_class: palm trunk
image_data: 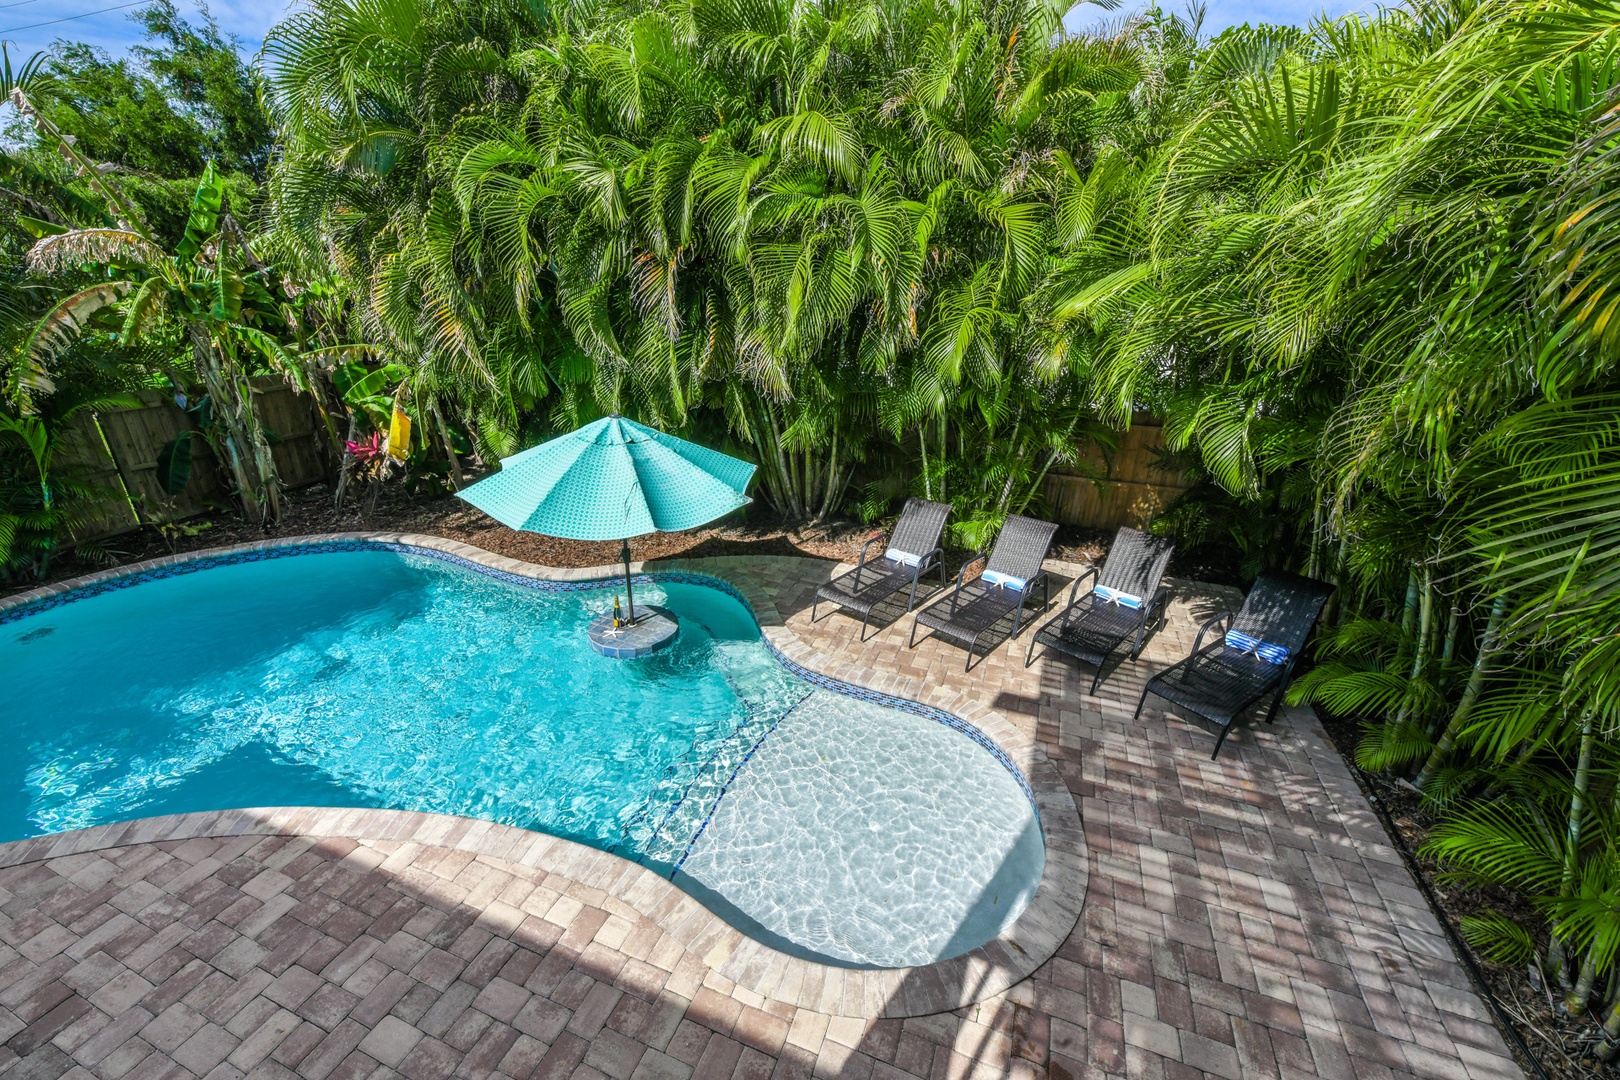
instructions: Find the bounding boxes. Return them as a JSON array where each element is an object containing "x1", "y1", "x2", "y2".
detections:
[
  {"x1": 760, "y1": 401, "x2": 800, "y2": 518},
  {"x1": 1016, "y1": 449, "x2": 1061, "y2": 515},
  {"x1": 35, "y1": 474, "x2": 54, "y2": 578},
  {"x1": 1592, "y1": 983, "x2": 1620, "y2": 1059},
  {"x1": 1394, "y1": 566, "x2": 1435, "y2": 731},
  {"x1": 1321, "y1": 532, "x2": 1351, "y2": 629},
  {"x1": 429, "y1": 398, "x2": 466, "y2": 490},
  {"x1": 778, "y1": 418, "x2": 802, "y2": 519},
  {"x1": 1400, "y1": 569, "x2": 1420, "y2": 637},
  {"x1": 919, "y1": 425, "x2": 932, "y2": 500},
  {"x1": 1554, "y1": 712, "x2": 1597, "y2": 1008},
  {"x1": 1307, "y1": 488, "x2": 1324, "y2": 578},
  {"x1": 1412, "y1": 595, "x2": 1508, "y2": 790},
  {"x1": 1568, "y1": 945, "x2": 1601, "y2": 1017},
  {"x1": 815, "y1": 431, "x2": 841, "y2": 521}
]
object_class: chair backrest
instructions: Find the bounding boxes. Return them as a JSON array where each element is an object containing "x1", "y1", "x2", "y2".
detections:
[
  {"x1": 985, "y1": 515, "x2": 1059, "y2": 583},
  {"x1": 1231, "y1": 571, "x2": 1334, "y2": 653},
  {"x1": 888, "y1": 497, "x2": 952, "y2": 559},
  {"x1": 1097, "y1": 527, "x2": 1175, "y2": 598}
]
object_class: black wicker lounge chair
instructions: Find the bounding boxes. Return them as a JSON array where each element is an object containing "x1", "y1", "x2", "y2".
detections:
[
  {"x1": 909, "y1": 514, "x2": 1059, "y2": 671},
  {"x1": 1134, "y1": 570, "x2": 1333, "y2": 759},
  {"x1": 1025, "y1": 527, "x2": 1176, "y2": 692},
  {"x1": 812, "y1": 497, "x2": 951, "y2": 640}
]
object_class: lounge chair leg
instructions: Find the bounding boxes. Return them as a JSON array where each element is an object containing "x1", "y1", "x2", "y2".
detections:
[
  {"x1": 811, "y1": 599, "x2": 820, "y2": 622},
  {"x1": 1133, "y1": 687, "x2": 1151, "y2": 720},
  {"x1": 1211, "y1": 724, "x2": 1232, "y2": 759},
  {"x1": 908, "y1": 617, "x2": 922, "y2": 649},
  {"x1": 1024, "y1": 634, "x2": 1040, "y2": 668},
  {"x1": 1129, "y1": 622, "x2": 1148, "y2": 660},
  {"x1": 1263, "y1": 685, "x2": 1287, "y2": 724},
  {"x1": 860, "y1": 610, "x2": 874, "y2": 642},
  {"x1": 1089, "y1": 663, "x2": 1105, "y2": 695}
]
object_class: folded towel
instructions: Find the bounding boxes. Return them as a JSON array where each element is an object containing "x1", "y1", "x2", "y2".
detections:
[
  {"x1": 885, "y1": 548, "x2": 922, "y2": 567},
  {"x1": 1226, "y1": 629, "x2": 1290, "y2": 665},
  {"x1": 981, "y1": 569, "x2": 1028, "y2": 591},
  {"x1": 1094, "y1": 585, "x2": 1143, "y2": 609}
]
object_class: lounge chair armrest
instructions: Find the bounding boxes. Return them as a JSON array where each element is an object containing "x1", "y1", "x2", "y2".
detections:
[
  {"x1": 909, "y1": 546, "x2": 945, "y2": 577},
  {"x1": 1063, "y1": 567, "x2": 1099, "y2": 609},
  {"x1": 856, "y1": 533, "x2": 888, "y2": 569},
  {"x1": 952, "y1": 550, "x2": 990, "y2": 588},
  {"x1": 1191, "y1": 610, "x2": 1232, "y2": 656}
]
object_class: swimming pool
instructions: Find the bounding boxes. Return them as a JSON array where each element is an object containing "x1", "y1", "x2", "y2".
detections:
[{"x1": 0, "y1": 543, "x2": 1044, "y2": 968}]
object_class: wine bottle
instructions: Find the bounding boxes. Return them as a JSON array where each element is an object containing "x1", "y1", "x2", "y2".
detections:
[{"x1": 613, "y1": 596, "x2": 623, "y2": 629}]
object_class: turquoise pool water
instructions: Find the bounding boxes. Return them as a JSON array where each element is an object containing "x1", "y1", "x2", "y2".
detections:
[{"x1": 0, "y1": 547, "x2": 1043, "y2": 967}]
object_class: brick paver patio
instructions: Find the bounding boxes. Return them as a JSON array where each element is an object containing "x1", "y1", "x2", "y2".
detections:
[{"x1": 0, "y1": 537, "x2": 1524, "y2": 1079}]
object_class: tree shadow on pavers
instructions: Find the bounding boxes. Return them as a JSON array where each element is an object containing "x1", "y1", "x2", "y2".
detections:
[{"x1": 0, "y1": 814, "x2": 1050, "y2": 1080}]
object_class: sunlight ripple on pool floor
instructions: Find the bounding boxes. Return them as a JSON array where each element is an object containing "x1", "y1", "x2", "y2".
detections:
[{"x1": 0, "y1": 548, "x2": 1044, "y2": 968}]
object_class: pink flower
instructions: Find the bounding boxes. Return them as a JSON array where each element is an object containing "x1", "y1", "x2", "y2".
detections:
[{"x1": 346, "y1": 431, "x2": 383, "y2": 461}]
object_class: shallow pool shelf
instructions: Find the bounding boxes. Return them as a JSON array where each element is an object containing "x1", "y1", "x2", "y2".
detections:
[{"x1": 588, "y1": 605, "x2": 678, "y2": 658}]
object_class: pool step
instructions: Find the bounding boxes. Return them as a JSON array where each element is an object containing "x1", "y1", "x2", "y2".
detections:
[{"x1": 616, "y1": 645, "x2": 811, "y2": 870}]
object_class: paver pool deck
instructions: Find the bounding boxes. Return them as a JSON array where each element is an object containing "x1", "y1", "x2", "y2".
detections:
[{"x1": 0, "y1": 536, "x2": 1524, "y2": 1080}]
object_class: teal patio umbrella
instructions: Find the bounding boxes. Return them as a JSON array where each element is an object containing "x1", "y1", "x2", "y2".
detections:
[{"x1": 456, "y1": 415, "x2": 756, "y2": 623}]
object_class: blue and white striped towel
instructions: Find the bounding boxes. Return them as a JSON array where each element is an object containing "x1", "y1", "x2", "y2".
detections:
[
  {"x1": 1226, "y1": 629, "x2": 1290, "y2": 665},
  {"x1": 981, "y1": 569, "x2": 1028, "y2": 591},
  {"x1": 1094, "y1": 585, "x2": 1143, "y2": 609},
  {"x1": 885, "y1": 548, "x2": 921, "y2": 567}
]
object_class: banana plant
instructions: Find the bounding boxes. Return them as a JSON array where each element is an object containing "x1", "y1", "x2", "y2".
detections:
[{"x1": 10, "y1": 148, "x2": 316, "y2": 524}]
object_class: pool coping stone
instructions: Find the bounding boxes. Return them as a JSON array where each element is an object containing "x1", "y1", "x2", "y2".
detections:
[{"x1": 0, "y1": 531, "x2": 1087, "y2": 1020}]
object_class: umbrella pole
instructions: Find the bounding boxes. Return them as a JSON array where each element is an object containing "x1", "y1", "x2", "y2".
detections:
[{"x1": 621, "y1": 539, "x2": 636, "y2": 624}]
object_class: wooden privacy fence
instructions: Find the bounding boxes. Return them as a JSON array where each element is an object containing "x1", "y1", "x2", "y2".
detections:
[
  {"x1": 1042, "y1": 414, "x2": 1193, "y2": 531},
  {"x1": 58, "y1": 377, "x2": 330, "y2": 541}
]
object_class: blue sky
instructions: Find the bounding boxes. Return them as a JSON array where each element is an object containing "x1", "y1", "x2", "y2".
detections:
[
  {"x1": 0, "y1": 0, "x2": 281, "y2": 61},
  {"x1": 0, "y1": 0, "x2": 1358, "y2": 67}
]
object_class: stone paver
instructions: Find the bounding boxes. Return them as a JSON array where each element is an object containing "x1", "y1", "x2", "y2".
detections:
[{"x1": 0, "y1": 535, "x2": 1525, "y2": 1079}]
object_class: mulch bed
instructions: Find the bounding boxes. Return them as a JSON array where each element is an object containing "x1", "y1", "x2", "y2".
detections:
[{"x1": 1318, "y1": 711, "x2": 1602, "y2": 1079}]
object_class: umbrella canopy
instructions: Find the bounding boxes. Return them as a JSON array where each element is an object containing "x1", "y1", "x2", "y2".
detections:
[
  {"x1": 457, "y1": 415, "x2": 755, "y2": 540},
  {"x1": 455, "y1": 416, "x2": 755, "y2": 628}
]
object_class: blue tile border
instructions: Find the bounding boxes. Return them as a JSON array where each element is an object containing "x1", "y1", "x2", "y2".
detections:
[
  {"x1": 670, "y1": 691, "x2": 811, "y2": 875},
  {"x1": 764, "y1": 644, "x2": 1038, "y2": 808},
  {"x1": 0, "y1": 538, "x2": 1037, "y2": 810}
]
